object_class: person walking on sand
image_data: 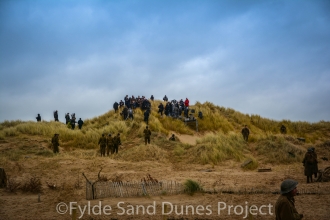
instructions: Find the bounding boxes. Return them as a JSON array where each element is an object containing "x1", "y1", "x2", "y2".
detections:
[{"x1": 241, "y1": 125, "x2": 250, "y2": 141}]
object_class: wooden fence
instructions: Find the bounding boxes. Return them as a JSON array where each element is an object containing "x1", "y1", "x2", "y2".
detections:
[{"x1": 86, "y1": 180, "x2": 184, "y2": 200}]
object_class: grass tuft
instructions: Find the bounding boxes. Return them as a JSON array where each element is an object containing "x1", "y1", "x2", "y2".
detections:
[
  {"x1": 189, "y1": 132, "x2": 246, "y2": 165},
  {"x1": 184, "y1": 179, "x2": 203, "y2": 195},
  {"x1": 255, "y1": 135, "x2": 304, "y2": 164}
]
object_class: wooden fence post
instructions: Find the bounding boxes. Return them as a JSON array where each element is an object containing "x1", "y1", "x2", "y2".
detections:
[{"x1": 72, "y1": 203, "x2": 77, "y2": 220}]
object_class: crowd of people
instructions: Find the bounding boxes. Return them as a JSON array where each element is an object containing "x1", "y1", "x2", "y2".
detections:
[
  {"x1": 64, "y1": 112, "x2": 84, "y2": 130},
  {"x1": 98, "y1": 133, "x2": 121, "y2": 156},
  {"x1": 157, "y1": 97, "x2": 191, "y2": 118},
  {"x1": 36, "y1": 111, "x2": 84, "y2": 130},
  {"x1": 113, "y1": 95, "x2": 204, "y2": 122},
  {"x1": 113, "y1": 95, "x2": 152, "y2": 113}
]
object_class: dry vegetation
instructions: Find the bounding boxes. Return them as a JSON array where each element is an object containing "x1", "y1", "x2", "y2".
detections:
[
  {"x1": 1, "y1": 100, "x2": 330, "y2": 219},
  {"x1": 1, "y1": 100, "x2": 329, "y2": 165}
]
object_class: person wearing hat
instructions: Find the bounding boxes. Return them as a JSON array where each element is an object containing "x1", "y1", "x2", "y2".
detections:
[
  {"x1": 143, "y1": 126, "x2": 151, "y2": 145},
  {"x1": 302, "y1": 147, "x2": 316, "y2": 183},
  {"x1": 98, "y1": 134, "x2": 107, "y2": 157},
  {"x1": 275, "y1": 179, "x2": 303, "y2": 219},
  {"x1": 51, "y1": 134, "x2": 60, "y2": 153}
]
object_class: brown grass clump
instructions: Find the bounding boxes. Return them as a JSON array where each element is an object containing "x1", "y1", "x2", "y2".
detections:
[
  {"x1": 184, "y1": 179, "x2": 203, "y2": 196},
  {"x1": 160, "y1": 117, "x2": 194, "y2": 135},
  {"x1": 21, "y1": 176, "x2": 42, "y2": 193},
  {"x1": 97, "y1": 168, "x2": 108, "y2": 182},
  {"x1": 241, "y1": 157, "x2": 259, "y2": 170},
  {"x1": 116, "y1": 144, "x2": 168, "y2": 162},
  {"x1": 255, "y1": 135, "x2": 304, "y2": 164},
  {"x1": 110, "y1": 173, "x2": 124, "y2": 183},
  {"x1": 6, "y1": 176, "x2": 21, "y2": 193},
  {"x1": 187, "y1": 132, "x2": 246, "y2": 165}
]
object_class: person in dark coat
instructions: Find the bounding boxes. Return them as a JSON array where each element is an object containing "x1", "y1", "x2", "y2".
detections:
[
  {"x1": 275, "y1": 179, "x2": 303, "y2": 220},
  {"x1": 165, "y1": 102, "x2": 171, "y2": 116},
  {"x1": 169, "y1": 134, "x2": 176, "y2": 141},
  {"x1": 179, "y1": 99, "x2": 184, "y2": 108},
  {"x1": 65, "y1": 113, "x2": 70, "y2": 124},
  {"x1": 163, "y1": 95, "x2": 168, "y2": 102},
  {"x1": 158, "y1": 103, "x2": 164, "y2": 116},
  {"x1": 280, "y1": 125, "x2": 287, "y2": 134},
  {"x1": 241, "y1": 125, "x2": 250, "y2": 141},
  {"x1": 119, "y1": 100, "x2": 124, "y2": 108},
  {"x1": 141, "y1": 99, "x2": 151, "y2": 111},
  {"x1": 70, "y1": 118, "x2": 76, "y2": 130},
  {"x1": 36, "y1": 114, "x2": 41, "y2": 122},
  {"x1": 51, "y1": 134, "x2": 60, "y2": 153},
  {"x1": 98, "y1": 134, "x2": 107, "y2": 157},
  {"x1": 121, "y1": 106, "x2": 128, "y2": 120},
  {"x1": 303, "y1": 147, "x2": 317, "y2": 183},
  {"x1": 113, "y1": 102, "x2": 119, "y2": 113},
  {"x1": 113, "y1": 133, "x2": 121, "y2": 154},
  {"x1": 184, "y1": 107, "x2": 189, "y2": 118},
  {"x1": 124, "y1": 95, "x2": 131, "y2": 108},
  {"x1": 54, "y1": 110, "x2": 59, "y2": 122},
  {"x1": 144, "y1": 126, "x2": 151, "y2": 145},
  {"x1": 144, "y1": 110, "x2": 150, "y2": 124},
  {"x1": 78, "y1": 118, "x2": 84, "y2": 129},
  {"x1": 150, "y1": 95, "x2": 154, "y2": 101}
]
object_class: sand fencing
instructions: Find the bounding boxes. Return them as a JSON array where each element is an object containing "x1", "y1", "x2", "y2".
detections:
[{"x1": 86, "y1": 180, "x2": 183, "y2": 200}]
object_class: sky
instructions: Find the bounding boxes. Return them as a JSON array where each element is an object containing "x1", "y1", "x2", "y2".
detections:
[{"x1": 0, "y1": 0, "x2": 329, "y2": 123}]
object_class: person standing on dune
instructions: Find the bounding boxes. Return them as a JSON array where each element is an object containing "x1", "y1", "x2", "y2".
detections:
[
  {"x1": 144, "y1": 126, "x2": 151, "y2": 145},
  {"x1": 51, "y1": 134, "x2": 60, "y2": 153},
  {"x1": 241, "y1": 125, "x2": 250, "y2": 141}
]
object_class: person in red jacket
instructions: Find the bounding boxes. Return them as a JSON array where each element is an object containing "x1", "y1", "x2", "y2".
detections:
[{"x1": 184, "y1": 98, "x2": 189, "y2": 108}]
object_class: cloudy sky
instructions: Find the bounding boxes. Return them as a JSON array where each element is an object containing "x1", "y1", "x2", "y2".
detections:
[{"x1": 1, "y1": 0, "x2": 329, "y2": 123}]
